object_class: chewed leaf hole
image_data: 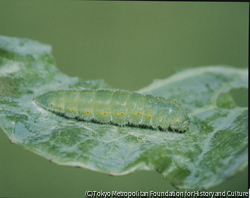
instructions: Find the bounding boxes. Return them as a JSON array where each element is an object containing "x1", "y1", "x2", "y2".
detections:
[{"x1": 230, "y1": 88, "x2": 248, "y2": 107}]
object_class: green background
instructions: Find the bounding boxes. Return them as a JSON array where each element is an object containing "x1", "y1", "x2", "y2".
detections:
[{"x1": 0, "y1": 2, "x2": 248, "y2": 197}]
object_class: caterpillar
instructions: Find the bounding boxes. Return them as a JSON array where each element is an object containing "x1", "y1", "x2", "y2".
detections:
[{"x1": 34, "y1": 89, "x2": 190, "y2": 132}]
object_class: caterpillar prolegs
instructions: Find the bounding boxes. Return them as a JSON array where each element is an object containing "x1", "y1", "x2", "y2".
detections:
[{"x1": 34, "y1": 89, "x2": 190, "y2": 132}]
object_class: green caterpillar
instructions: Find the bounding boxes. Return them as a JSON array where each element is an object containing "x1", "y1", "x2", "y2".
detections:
[{"x1": 34, "y1": 89, "x2": 190, "y2": 132}]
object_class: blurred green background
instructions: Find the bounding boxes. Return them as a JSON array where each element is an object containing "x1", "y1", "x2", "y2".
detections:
[{"x1": 0, "y1": 2, "x2": 248, "y2": 197}]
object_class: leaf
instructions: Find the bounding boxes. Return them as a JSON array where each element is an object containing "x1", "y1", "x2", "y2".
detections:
[{"x1": 0, "y1": 35, "x2": 248, "y2": 190}]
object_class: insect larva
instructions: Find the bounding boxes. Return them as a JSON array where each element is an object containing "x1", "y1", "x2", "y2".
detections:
[{"x1": 34, "y1": 89, "x2": 190, "y2": 132}]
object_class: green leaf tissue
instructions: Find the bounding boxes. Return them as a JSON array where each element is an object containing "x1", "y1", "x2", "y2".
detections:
[{"x1": 0, "y1": 35, "x2": 248, "y2": 190}]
